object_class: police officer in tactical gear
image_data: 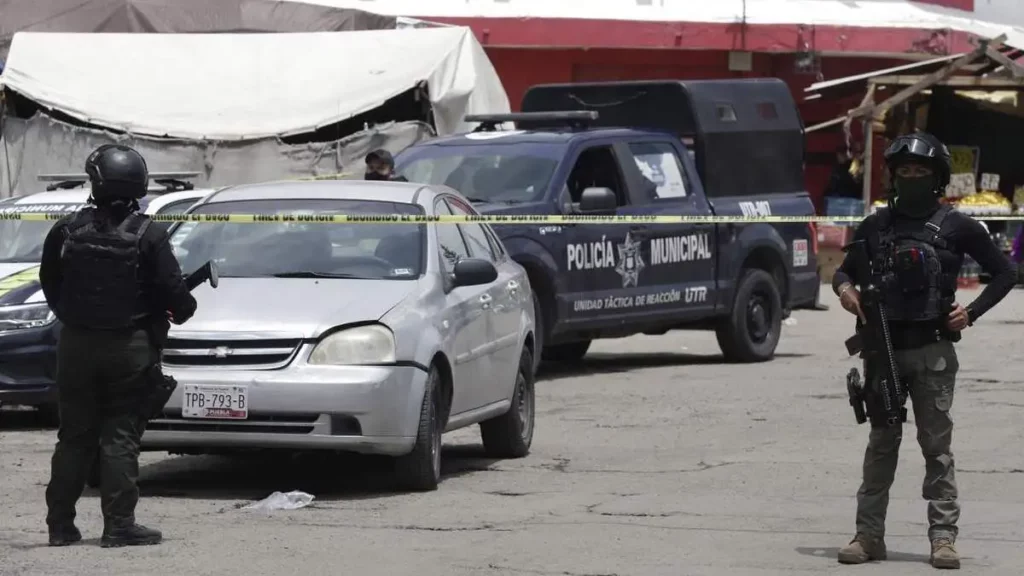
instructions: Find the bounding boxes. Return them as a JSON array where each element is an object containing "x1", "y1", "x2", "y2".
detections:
[
  {"x1": 39, "y1": 144, "x2": 197, "y2": 548},
  {"x1": 832, "y1": 132, "x2": 1015, "y2": 569}
]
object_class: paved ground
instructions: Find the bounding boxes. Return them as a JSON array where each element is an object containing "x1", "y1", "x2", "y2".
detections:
[{"x1": 1, "y1": 285, "x2": 1022, "y2": 576}]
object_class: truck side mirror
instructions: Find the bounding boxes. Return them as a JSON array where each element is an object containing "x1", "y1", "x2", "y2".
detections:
[{"x1": 579, "y1": 187, "x2": 617, "y2": 213}]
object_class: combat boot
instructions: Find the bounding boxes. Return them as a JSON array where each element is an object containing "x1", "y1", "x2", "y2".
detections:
[
  {"x1": 930, "y1": 538, "x2": 960, "y2": 569},
  {"x1": 101, "y1": 523, "x2": 162, "y2": 548},
  {"x1": 837, "y1": 533, "x2": 887, "y2": 564},
  {"x1": 47, "y1": 524, "x2": 82, "y2": 547}
]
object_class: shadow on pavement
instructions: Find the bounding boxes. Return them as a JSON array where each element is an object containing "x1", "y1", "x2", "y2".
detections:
[
  {"x1": 794, "y1": 546, "x2": 932, "y2": 564},
  {"x1": 82, "y1": 444, "x2": 501, "y2": 503},
  {"x1": 539, "y1": 352, "x2": 811, "y2": 382}
]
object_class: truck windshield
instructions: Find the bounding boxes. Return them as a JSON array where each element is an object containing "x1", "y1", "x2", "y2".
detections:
[{"x1": 396, "y1": 142, "x2": 563, "y2": 203}]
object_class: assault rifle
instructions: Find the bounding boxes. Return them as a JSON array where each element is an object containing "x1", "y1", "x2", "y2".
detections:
[
  {"x1": 842, "y1": 241, "x2": 908, "y2": 427},
  {"x1": 143, "y1": 260, "x2": 220, "y2": 419}
]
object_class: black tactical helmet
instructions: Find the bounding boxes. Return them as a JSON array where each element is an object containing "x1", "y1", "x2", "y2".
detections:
[
  {"x1": 883, "y1": 131, "x2": 951, "y2": 189},
  {"x1": 85, "y1": 144, "x2": 149, "y2": 202}
]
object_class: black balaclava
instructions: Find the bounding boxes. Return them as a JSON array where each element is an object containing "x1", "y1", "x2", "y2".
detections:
[{"x1": 891, "y1": 162, "x2": 940, "y2": 219}]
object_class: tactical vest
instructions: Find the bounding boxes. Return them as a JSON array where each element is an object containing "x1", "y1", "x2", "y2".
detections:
[
  {"x1": 874, "y1": 205, "x2": 957, "y2": 323},
  {"x1": 58, "y1": 209, "x2": 151, "y2": 330}
]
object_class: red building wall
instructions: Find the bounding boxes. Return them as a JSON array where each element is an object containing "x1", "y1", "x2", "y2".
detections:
[{"x1": 484, "y1": 47, "x2": 901, "y2": 209}]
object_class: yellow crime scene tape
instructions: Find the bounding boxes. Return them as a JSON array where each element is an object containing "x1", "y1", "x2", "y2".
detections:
[{"x1": 2, "y1": 213, "x2": 1024, "y2": 224}]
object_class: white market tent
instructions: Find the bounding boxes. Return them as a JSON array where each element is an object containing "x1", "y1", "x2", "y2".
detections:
[
  {"x1": 0, "y1": 26, "x2": 509, "y2": 196},
  {"x1": 0, "y1": 26, "x2": 508, "y2": 140}
]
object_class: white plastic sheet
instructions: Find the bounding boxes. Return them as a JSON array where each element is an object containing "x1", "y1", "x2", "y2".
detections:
[{"x1": 243, "y1": 491, "x2": 315, "y2": 511}]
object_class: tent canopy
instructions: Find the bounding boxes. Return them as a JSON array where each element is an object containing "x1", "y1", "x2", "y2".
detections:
[
  {"x1": 0, "y1": 0, "x2": 397, "y2": 59},
  {"x1": 0, "y1": 27, "x2": 510, "y2": 140}
]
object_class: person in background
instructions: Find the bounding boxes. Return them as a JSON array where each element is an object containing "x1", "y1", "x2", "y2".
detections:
[
  {"x1": 824, "y1": 144, "x2": 864, "y2": 200},
  {"x1": 364, "y1": 149, "x2": 408, "y2": 182}
]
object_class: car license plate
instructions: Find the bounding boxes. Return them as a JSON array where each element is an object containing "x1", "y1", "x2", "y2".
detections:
[{"x1": 181, "y1": 384, "x2": 248, "y2": 420}]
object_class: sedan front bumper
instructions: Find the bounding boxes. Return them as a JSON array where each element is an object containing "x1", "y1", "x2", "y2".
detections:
[{"x1": 142, "y1": 363, "x2": 429, "y2": 456}]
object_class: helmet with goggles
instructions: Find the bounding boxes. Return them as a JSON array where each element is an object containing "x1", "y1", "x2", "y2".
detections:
[{"x1": 883, "y1": 131, "x2": 951, "y2": 190}]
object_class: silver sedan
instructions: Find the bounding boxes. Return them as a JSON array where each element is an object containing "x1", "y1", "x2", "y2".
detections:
[{"x1": 142, "y1": 180, "x2": 537, "y2": 491}]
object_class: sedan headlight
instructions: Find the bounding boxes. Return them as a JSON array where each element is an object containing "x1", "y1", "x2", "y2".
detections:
[
  {"x1": 308, "y1": 324, "x2": 396, "y2": 365},
  {"x1": 0, "y1": 303, "x2": 56, "y2": 333}
]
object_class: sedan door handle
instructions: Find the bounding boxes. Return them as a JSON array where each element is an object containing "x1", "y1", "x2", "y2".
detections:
[{"x1": 479, "y1": 293, "x2": 493, "y2": 309}]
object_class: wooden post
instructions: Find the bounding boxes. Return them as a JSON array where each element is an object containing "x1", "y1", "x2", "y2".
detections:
[
  {"x1": 862, "y1": 118, "x2": 873, "y2": 215},
  {"x1": 984, "y1": 46, "x2": 1024, "y2": 78}
]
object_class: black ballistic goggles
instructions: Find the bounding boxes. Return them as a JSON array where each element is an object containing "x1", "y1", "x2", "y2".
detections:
[{"x1": 884, "y1": 137, "x2": 947, "y2": 160}]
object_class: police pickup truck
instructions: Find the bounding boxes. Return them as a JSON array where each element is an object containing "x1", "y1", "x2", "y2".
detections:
[
  {"x1": 0, "y1": 173, "x2": 213, "y2": 419},
  {"x1": 395, "y1": 79, "x2": 819, "y2": 368}
]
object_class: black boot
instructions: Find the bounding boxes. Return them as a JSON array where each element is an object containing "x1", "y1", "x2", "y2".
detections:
[
  {"x1": 48, "y1": 524, "x2": 82, "y2": 547},
  {"x1": 101, "y1": 523, "x2": 162, "y2": 548}
]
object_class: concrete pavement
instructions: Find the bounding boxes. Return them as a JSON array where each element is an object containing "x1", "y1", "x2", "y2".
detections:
[{"x1": 1, "y1": 285, "x2": 1022, "y2": 576}]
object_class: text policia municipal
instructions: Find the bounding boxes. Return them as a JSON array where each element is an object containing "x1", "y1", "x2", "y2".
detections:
[{"x1": 567, "y1": 232, "x2": 713, "y2": 271}]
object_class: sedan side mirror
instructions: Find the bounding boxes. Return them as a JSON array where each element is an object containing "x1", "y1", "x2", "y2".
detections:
[
  {"x1": 579, "y1": 187, "x2": 618, "y2": 213},
  {"x1": 453, "y1": 258, "x2": 498, "y2": 288}
]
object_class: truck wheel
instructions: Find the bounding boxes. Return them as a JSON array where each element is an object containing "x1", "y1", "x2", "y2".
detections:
[
  {"x1": 716, "y1": 268, "x2": 782, "y2": 363},
  {"x1": 393, "y1": 366, "x2": 443, "y2": 492},
  {"x1": 531, "y1": 292, "x2": 545, "y2": 375},
  {"x1": 541, "y1": 340, "x2": 591, "y2": 363},
  {"x1": 480, "y1": 347, "x2": 535, "y2": 458}
]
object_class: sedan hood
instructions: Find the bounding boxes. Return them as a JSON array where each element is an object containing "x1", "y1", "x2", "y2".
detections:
[
  {"x1": 171, "y1": 278, "x2": 418, "y2": 339},
  {"x1": 0, "y1": 263, "x2": 46, "y2": 306}
]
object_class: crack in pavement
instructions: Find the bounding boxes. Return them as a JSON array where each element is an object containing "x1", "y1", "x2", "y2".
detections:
[
  {"x1": 532, "y1": 461, "x2": 737, "y2": 475},
  {"x1": 960, "y1": 468, "x2": 1024, "y2": 474},
  {"x1": 483, "y1": 564, "x2": 619, "y2": 576},
  {"x1": 283, "y1": 521, "x2": 514, "y2": 532}
]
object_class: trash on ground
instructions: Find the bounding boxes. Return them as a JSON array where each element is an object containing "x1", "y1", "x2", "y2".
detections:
[
  {"x1": 243, "y1": 490, "x2": 314, "y2": 511},
  {"x1": 783, "y1": 318, "x2": 798, "y2": 326}
]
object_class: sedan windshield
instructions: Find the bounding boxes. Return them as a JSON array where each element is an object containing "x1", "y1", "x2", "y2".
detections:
[
  {"x1": 0, "y1": 203, "x2": 83, "y2": 263},
  {"x1": 171, "y1": 199, "x2": 426, "y2": 280},
  {"x1": 396, "y1": 142, "x2": 562, "y2": 204}
]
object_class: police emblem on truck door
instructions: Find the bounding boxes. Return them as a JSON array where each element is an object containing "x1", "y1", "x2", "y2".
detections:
[
  {"x1": 566, "y1": 232, "x2": 646, "y2": 288},
  {"x1": 614, "y1": 232, "x2": 644, "y2": 288}
]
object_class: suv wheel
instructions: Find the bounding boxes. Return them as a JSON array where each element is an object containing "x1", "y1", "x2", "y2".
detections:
[
  {"x1": 541, "y1": 340, "x2": 591, "y2": 363},
  {"x1": 716, "y1": 268, "x2": 782, "y2": 362}
]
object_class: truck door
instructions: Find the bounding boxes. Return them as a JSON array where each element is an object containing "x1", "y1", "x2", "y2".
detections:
[
  {"x1": 559, "y1": 142, "x2": 632, "y2": 325},
  {"x1": 613, "y1": 140, "x2": 717, "y2": 320}
]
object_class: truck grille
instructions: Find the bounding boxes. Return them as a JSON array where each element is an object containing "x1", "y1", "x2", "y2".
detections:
[{"x1": 162, "y1": 337, "x2": 301, "y2": 369}]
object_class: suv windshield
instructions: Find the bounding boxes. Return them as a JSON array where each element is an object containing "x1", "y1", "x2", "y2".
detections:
[
  {"x1": 0, "y1": 202, "x2": 83, "y2": 263},
  {"x1": 171, "y1": 199, "x2": 426, "y2": 280},
  {"x1": 396, "y1": 142, "x2": 562, "y2": 204}
]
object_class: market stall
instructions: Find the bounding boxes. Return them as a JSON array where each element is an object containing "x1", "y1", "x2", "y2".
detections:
[{"x1": 805, "y1": 34, "x2": 1024, "y2": 285}]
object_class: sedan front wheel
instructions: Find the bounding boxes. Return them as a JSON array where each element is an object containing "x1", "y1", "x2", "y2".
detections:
[{"x1": 393, "y1": 365, "x2": 443, "y2": 491}]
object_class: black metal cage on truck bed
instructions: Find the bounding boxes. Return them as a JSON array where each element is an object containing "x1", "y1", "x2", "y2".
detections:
[{"x1": 520, "y1": 79, "x2": 806, "y2": 198}]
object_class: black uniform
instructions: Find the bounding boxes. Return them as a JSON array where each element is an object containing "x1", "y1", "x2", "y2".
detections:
[
  {"x1": 832, "y1": 132, "x2": 1014, "y2": 569},
  {"x1": 39, "y1": 144, "x2": 197, "y2": 548},
  {"x1": 833, "y1": 207, "x2": 1016, "y2": 345}
]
